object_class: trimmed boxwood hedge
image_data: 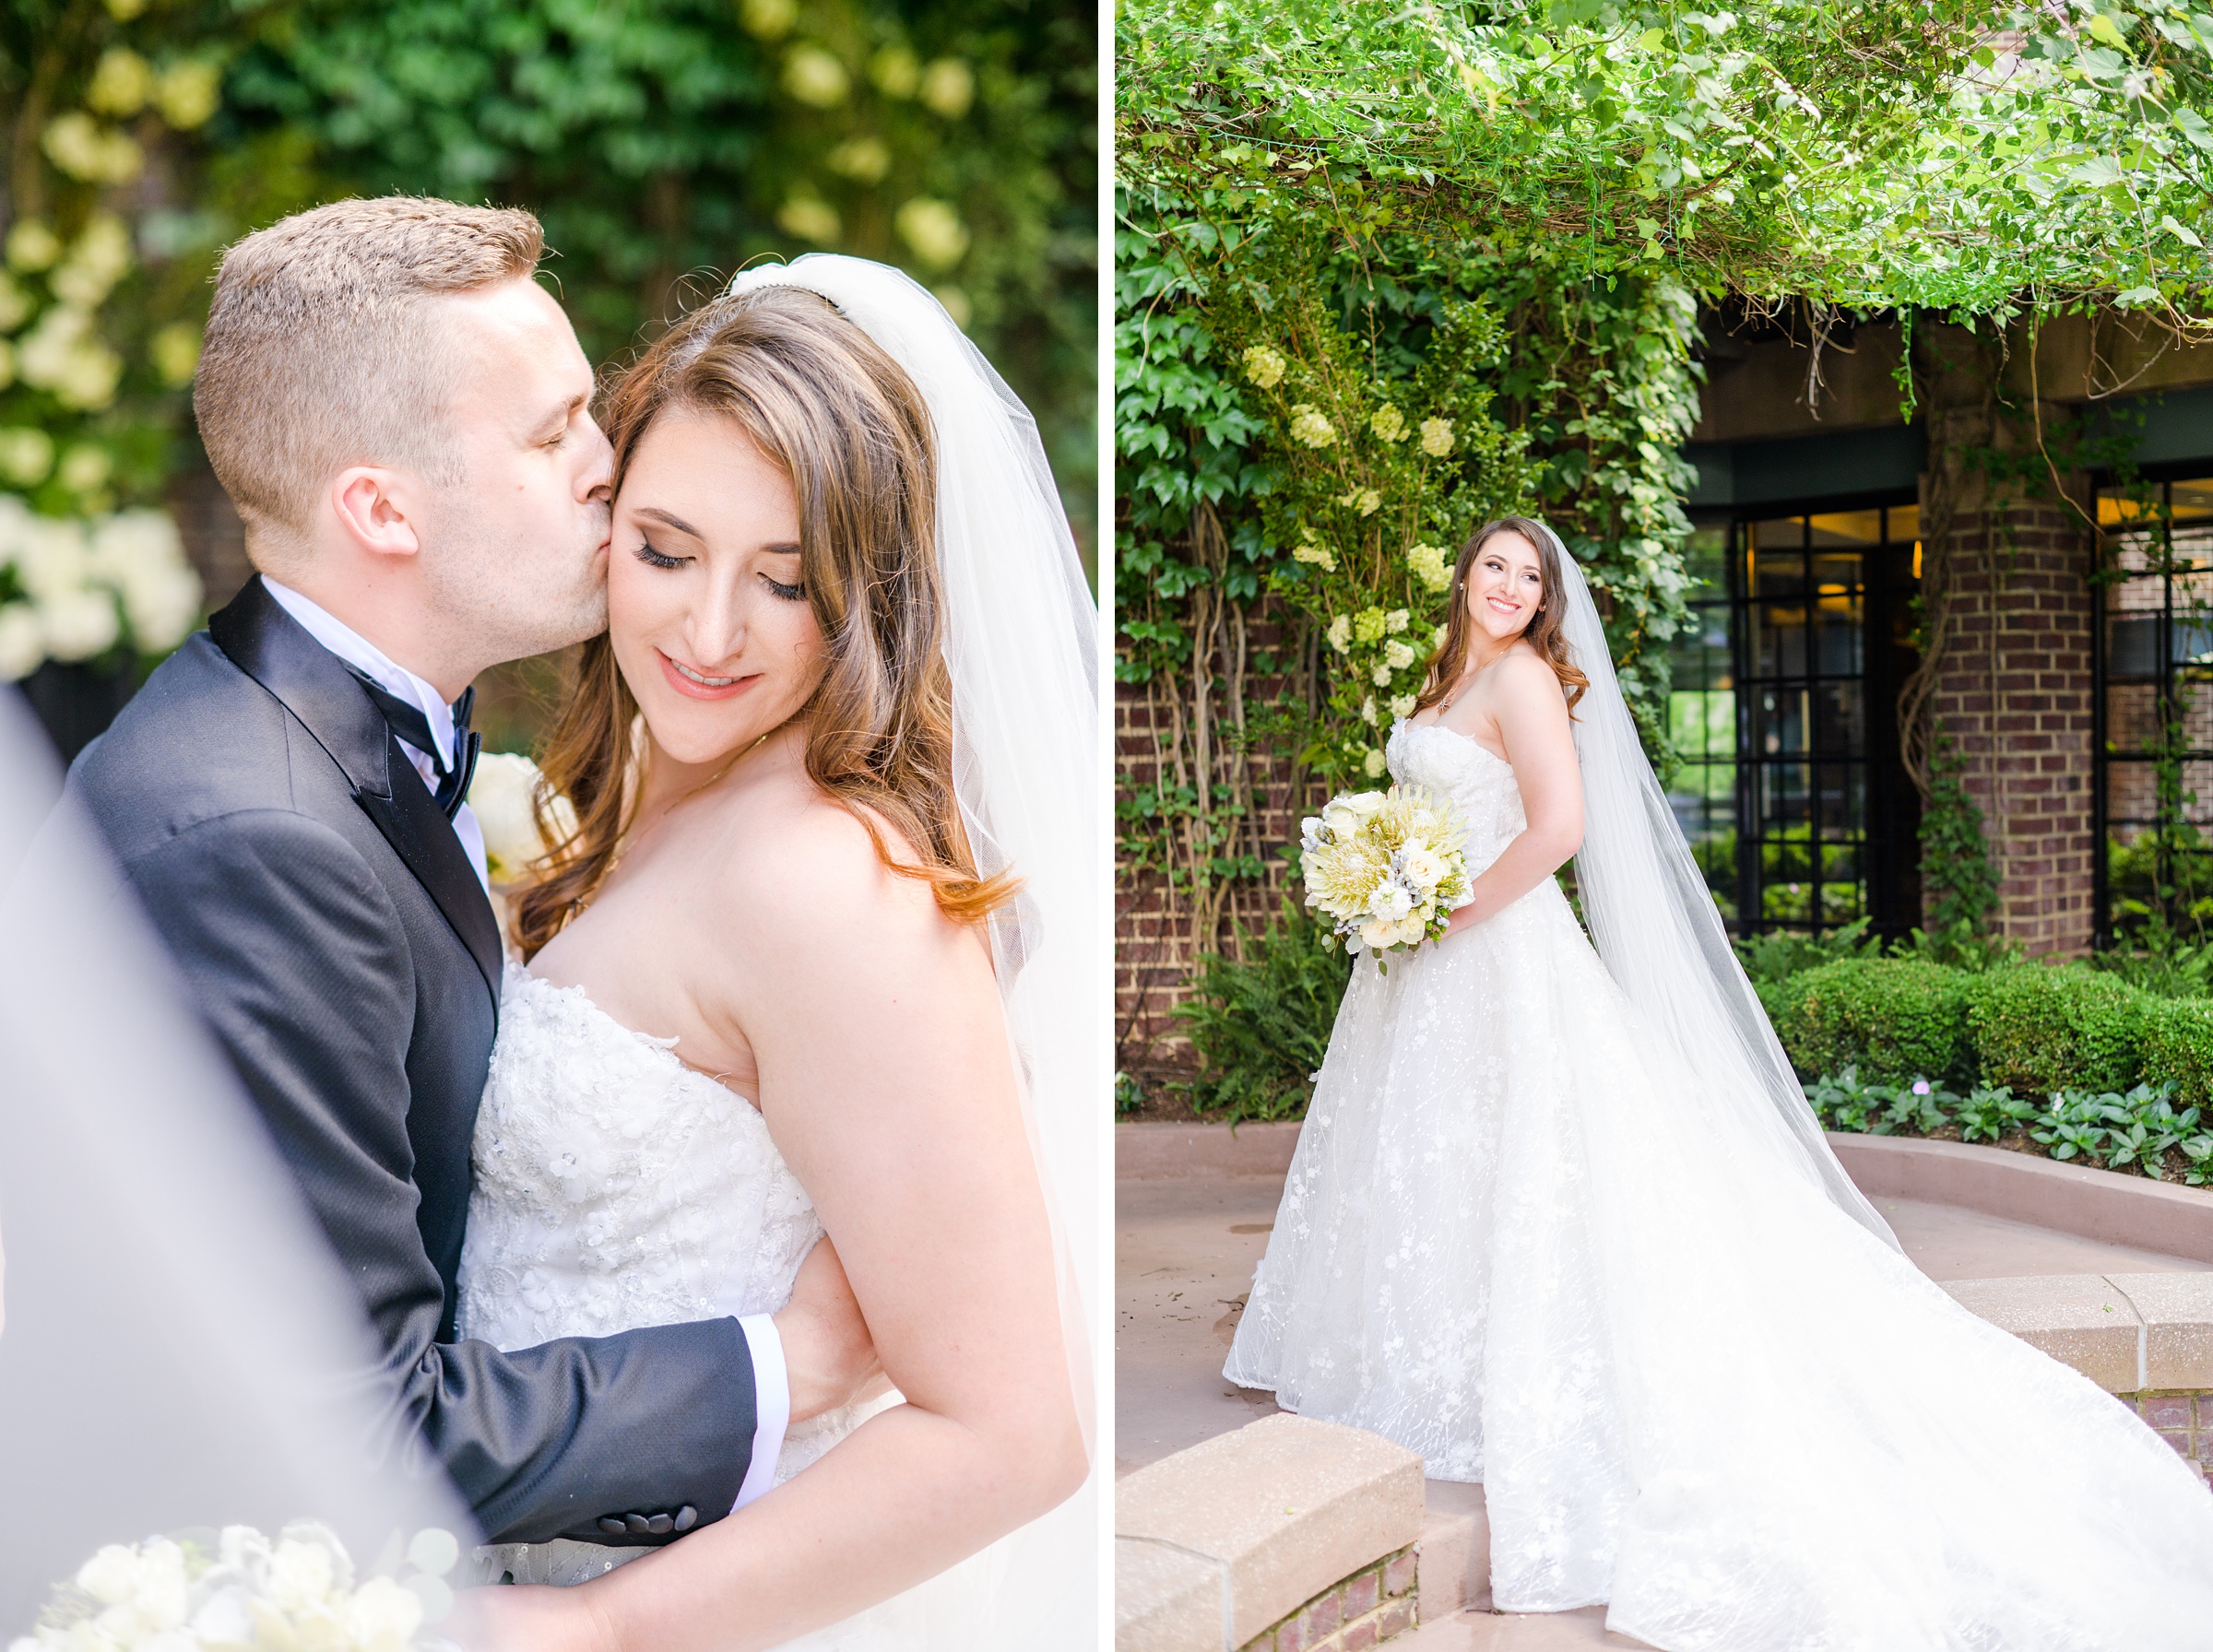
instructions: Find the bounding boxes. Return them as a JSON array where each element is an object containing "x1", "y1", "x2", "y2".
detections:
[
  {"x1": 2143, "y1": 996, "x2": 2213, "y2": 1108},
  {"x1": 1772, "y1": 954, "x2": 2213, "y2": 1104},
  {"x1": 1775, "y1": 958, "x2": 1974, "y2": 1087},
  {"x1": 1965, "y1": 965, "x2": 2149, "y2": 1097}
]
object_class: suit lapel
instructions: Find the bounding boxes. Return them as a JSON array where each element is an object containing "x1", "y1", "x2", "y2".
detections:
[{"x1": 208, "y1": 577, "x2": 504, "y2": 1007}]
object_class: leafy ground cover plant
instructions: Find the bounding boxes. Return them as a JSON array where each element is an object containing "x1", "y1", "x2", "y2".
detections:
[
  {"x1": 1808, "y1": 1068, "x2": 2213, "y2": 1185},
  {"x1": 1170, "y1": 896, "x2": 1354, "y2": 1124}
]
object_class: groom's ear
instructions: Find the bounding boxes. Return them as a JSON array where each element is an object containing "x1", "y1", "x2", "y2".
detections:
[{"x1": 327, "y1": 466, "x2": 423, "y2": 562}]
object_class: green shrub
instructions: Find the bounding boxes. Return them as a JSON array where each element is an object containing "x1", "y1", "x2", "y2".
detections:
[
  {"x1": 1776, "y1": 958, "x2": 1973, "y2": 1086},
  {"x1": 1965, "y1": 965, "x2": 2152, "y2": 1097},
  {"x1": 2142, "y1": 997, "x2": 2213, "y2": 1108},
  {"x1": 1171, "y1": 898, "x2": 1353, "y2": 1124}
]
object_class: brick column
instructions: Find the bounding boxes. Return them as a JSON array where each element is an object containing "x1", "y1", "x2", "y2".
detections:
[{"x1": 1923, "y1": 406, "x2": 2098, "y2": 956}]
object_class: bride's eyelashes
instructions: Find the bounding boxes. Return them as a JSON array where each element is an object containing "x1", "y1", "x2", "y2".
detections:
[
  {"x1": 762, "y1": 571, "x2": 806, "y2": 602},
  {"x1": 633, "y1": 538, "x2": 689, "y2": 571}
]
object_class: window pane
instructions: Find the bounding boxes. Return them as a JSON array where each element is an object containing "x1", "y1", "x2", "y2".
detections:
[
  {"x1": 1751, "y1": 517, "x2": 1805, "y2": 552},
  {"x1": 1808, "y1": 510, "x2": 1883, "y2": 546},
  {"x1": 1886, "y1": 503, "x2": 1921, "y2": 544}
]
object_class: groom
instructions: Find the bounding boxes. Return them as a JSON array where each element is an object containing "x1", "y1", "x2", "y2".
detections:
[{"x1": 71, "y1": 200, "x2": 878, "y2": 1566}]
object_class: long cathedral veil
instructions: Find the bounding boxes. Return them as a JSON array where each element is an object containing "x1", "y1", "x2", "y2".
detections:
[
  {"x1": 0, "y1": 690, "x2": 467, "y2": 1627},
  {"x1": 1541, "y1": 524, "x2": 1902, "y2": 1253},
  {"x1": 724, "y1": 256, "x2": 1101, "y2": 1639}
]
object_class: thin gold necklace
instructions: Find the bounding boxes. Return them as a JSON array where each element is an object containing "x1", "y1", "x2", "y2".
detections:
[
  {"x1": 1437, "y1": 643, "x2": 1510, "y2": 716},
  {"x1": 573, "y1": 728, "x2": 775, "y2": 914}
]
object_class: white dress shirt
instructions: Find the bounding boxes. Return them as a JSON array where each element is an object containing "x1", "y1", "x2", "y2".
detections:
[{"x1": 260, "y1": 578, "x2": 791, "y2": 1507}]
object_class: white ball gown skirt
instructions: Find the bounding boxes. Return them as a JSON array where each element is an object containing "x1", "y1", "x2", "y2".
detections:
[{"x1": 1225, "y1": 720, "x2": 2213, "y2": 1651}]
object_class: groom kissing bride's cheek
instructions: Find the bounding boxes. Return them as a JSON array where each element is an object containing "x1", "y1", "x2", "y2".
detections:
[{"x1": 69, "y1": 196, "x2": 1096, "y2": 1651}]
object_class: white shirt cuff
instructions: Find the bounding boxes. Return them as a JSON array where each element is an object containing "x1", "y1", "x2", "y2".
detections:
[{"x1": 733, "y1": 1314, "x2": 789, "y2": 1510}]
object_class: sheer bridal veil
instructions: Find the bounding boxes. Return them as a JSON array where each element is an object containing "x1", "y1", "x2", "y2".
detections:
[
  {"x1": 0, "y1": 691, "x2": 464, "y2": 1627},
  {"x1": 726, "y1": 257, "x2": 1101, "y2": 1637},
  {"x1": 1539, "y1": 521, "x2": 1901, "y2": 1253}
]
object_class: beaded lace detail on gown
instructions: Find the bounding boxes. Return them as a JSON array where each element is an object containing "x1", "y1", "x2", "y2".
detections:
[
  {"x1": 456, "y1": 964, "x2": 998, "y2": 1645},
  {"x1": 1224, "y1": 718, "x2": 2213, "y2": 1651}
]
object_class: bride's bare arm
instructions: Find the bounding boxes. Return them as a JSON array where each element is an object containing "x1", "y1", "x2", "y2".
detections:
[
  {"x1": 573, "y1": 807, "x2": 1085, "y2": 1651},
  {"x1": 1443, "y1": 651, "x2": 1584, "y2": 934}
]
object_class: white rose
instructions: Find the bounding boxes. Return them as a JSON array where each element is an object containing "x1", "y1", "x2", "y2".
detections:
[
  {"x1": 1402, "y1": 845, "x2": 1445, "y2": 887},
  {"x1": 40, "y1": 587, "x2": 118, "y2": 660},
  {"x1": 467, "y1": 751, "x2": 576, "y2": 884},
  {"x1": 75, "y1": 1544, "x2": 143, "y2": 1605},
  {"x1": 341, "y1": 1575, "x2": 425, "y2": 1650},
  {"x1": 1395, "y1": 916, "x2": 1429, "y2": 947},
  {"x1": 0, "y1": 604, "x2": 41, "y2": 679},
  {"x1": 265, "y1": 1537, "x2": 337, "y2": 1613},
  {"x1": 1359, "y1": 917, "x2": 1396, "y2": 950},
  {"x1": 1343, "y1": 789, "x2": 1388, "y2": 817}
]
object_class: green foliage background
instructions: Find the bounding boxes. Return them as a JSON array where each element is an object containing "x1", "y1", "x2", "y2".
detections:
[
  {"x1": 0, "y1": 0, "x2": 1097, "y2": 569},
  {"x1": 1117, "y1": 0, "x2": 2213, "y2": 1029}
]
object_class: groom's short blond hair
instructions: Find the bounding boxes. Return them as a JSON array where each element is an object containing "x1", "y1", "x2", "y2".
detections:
[{"x1": 194, "y1": 196, "x2": 544, "y2": 556}]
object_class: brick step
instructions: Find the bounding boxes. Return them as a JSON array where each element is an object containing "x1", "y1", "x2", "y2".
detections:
[{"x1": 1388, "y1": 1606, "x2": 1648, "y2": 1648}]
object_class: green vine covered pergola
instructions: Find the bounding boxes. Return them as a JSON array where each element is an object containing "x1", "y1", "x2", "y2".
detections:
[{"x1": 1117, "y1": 0, "x2": 2213, "y2": 990}]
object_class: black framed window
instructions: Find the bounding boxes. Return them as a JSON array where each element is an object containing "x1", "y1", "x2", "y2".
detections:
[
  {"x1": 1667, "y1": 502, "x2": 1924, "y2": 938},
  {"x1": 2093, "y1": 474, "x2": 2213, "y2": 944}
]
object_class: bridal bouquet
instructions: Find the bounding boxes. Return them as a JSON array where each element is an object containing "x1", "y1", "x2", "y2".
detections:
[
  {"x1": 1301, "y1": 785, "x2": 1471, "y2": 962},
  {"x1": 10, "y1": 1522, "x2": 461, "y2": 1652}
]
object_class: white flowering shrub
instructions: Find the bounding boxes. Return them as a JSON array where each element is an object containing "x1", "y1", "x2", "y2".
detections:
[
  {"x1": 10, "y1": 1523, "x2": 462, "y2": 1652},
  {"x1": 0, "y1": 496, "x2": 201, "y2": 680}
]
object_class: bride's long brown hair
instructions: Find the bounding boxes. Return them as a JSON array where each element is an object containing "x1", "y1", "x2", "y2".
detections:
[
  {"x1": 513, "y1": 283, "x2": 1016, "y2": 961},
  {"x1": 1413, "y1": 515, "x2": 1591, "y2": 715}
]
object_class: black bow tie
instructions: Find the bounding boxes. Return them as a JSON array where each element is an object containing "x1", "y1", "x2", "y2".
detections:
[{"x1": 350, "y1": 671, "x2": 481, "y2": 821}]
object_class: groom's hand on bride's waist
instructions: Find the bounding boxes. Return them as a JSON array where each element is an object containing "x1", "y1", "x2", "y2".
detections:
[{"x1": 774, "y1": 1237, "x2": 882, "y2": 1422}]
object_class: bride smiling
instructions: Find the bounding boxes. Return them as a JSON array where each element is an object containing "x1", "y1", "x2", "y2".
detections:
[{"x1": 451, "y1": 258, "x2": 1096, "y2": 1650}]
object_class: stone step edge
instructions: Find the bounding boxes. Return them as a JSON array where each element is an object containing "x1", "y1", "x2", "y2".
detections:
[
  {"x1": 1116, "y1": 1121, "x2": 2213, "y2": 1269},
  {"x1": 1116, "y1": 1412, "x2": 1426, "y2": 1652}
]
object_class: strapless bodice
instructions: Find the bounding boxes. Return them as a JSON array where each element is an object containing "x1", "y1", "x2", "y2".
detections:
[
  {"x1": 456, "y1": 962, "x2": 822, "y2": 1349},
  {"x1": 1386, "y1": 718, "x2": 1526, "y2": 876}
]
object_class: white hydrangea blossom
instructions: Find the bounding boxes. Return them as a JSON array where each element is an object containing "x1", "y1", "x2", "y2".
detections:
[
  {"x1": 1288, "y1": 404, "x2": 1336, "y2": 448},
  {"x1": 1386, "y1": 608, "x2": 1410, "y2": 632},
  {"x1": 1243, "y1": 344, "x2": 1287, "y2": 389},
  {"x1": 1385, "y1": 640, "x2": 1416, "y2": 671},
  {"x1": 1326, "y1": 614, "x2": 1352, "y2": 654},
  {"x1": 1370, "y1": 404, "x2": 1406, "y2": 442},
  {"x1": 1406, "y1": 542, "x2": 1452, "y2": 591},
  {"x1": 1371, "y1": 662, "x2": 1392, "y2": 686},
  {"x1": 1389, "y1": 692, "x2": 1418, "y2": 718},
  {"x1": 1418, "y1": 417, "x2": 1455, "y2": 457},
  {"x1": 0, "y1": 498, "x2": 203, "y2": 676},
  {"x1": 1291, "y1": 534, "x2": 1337, "y2": 572},
  {"x1": 1360, "y1": 694, "x2": 1378, "y2": 725},
  {"x1": 1363, "y1": 747, "x2": 1389, "y2": 777}
]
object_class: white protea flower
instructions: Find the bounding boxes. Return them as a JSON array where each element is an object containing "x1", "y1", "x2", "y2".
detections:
[
  {"x1": 1242, "y1": 345, "x2": 1286, "y2": 389},
  {"x1": 1288, "y1": 405, "x2": 1336, "y2": 448},
  {"x1": 1419, "y1": 417, "x2": 1455, "y2": 456}
]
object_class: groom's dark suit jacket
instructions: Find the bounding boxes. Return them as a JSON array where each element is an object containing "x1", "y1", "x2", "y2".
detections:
[{"x1": 71, "y1": 576, "x2": 759, "y2": 1545}]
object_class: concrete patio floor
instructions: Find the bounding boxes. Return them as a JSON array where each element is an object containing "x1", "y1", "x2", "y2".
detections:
[{"x1": 1115, "y1": 1170, "x2": 2213, "y2": 1477}]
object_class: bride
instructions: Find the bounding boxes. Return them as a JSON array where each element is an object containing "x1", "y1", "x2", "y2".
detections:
[
  {"x1": 1225, "y1": 515, "x2": 2213, "y2": 1649},
  {"x1": 451, "y1": 258, "x2": 1095, "y2": 1649}
]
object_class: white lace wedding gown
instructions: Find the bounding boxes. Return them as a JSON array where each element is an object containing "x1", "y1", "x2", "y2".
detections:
[
  {"x1": 1225, "y1": 718, "x2": 2213, "y2": 1650},
  {"x1": 455, "y1": 963, "x2": 1000, "y2": 1647}
]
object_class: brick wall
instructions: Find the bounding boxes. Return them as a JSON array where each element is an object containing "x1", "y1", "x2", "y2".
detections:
[
  {"x1": 1116, "y1": 607, "x2": 1330, "y2": 1071},
  {"x1": 1927, "y1": 494, "x2": 2099, "y2": 957}
]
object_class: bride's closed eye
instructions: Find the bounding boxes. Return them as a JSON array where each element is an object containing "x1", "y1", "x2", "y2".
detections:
[
  {"x1": 633, "y1": 538, "x2": 689, "y2": 571},
  {"x1": 761, "y1": 571, "x2": 806, "y2": 602}
]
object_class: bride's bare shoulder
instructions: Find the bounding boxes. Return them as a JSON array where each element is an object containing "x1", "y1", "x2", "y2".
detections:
[{"x1": 702, "y1": 775, "x2": 948, "y2": 955}]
